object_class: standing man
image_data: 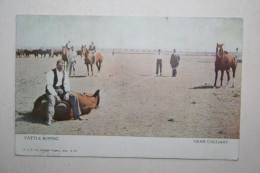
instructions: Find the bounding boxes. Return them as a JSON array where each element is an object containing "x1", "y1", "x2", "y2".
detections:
[
  {"x1": 68, "y1": 46, "x2": 77, "y2": 76},
  {"x1": 89, "y1": 42, "x2": 96, "y2": 64},
  {"x1": 170, "y1": 49, "x2": 180, "y2": 77},
  {"x1": 112, "y1": 49, "x2": 115, "y2": 56},
  {"x1": 66, "y1": 40, "x2": 72, "y2": 50},
  {"x1": 235, "y1": 47, "x2": 239, "y2": 59},
  {"x1": 156, "y1": 49, "x2": 163, "y2": 76},
  {"x1": 46, "y1": 59, "x2": 82, "y2": 125}
]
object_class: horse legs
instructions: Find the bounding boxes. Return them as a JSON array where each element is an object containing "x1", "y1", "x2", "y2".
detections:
[
  {"x1": 66, "y1": 61, "x2": 69, "y2": 71},
  {"x1": 96, "y1": 61, "x2": 99, "y2": 72},
  {"x1": 99, "y1": 61, "x2": 102, "y2": 72},
  {"x1": 96, "y1": 61, "x2": 101, "y2": 76},
  {"x1": 225, "y1": 70, "x2": 230, "y2": 87},
  {"x1": 214, "y1": 70, "x2": 218, "y2": 87},
  {"x1": 220, "y1": 70, "x2": 224, "y2": 87},
  {"x1": 91, "y1": 64, "x2": 93, "y2": 76},
  {"x1": 231, "y1": 66, "x2": 236, "y2": 88},
  {"x1": 86, "y1": 64, "x2": 89, "y2": 76},
  {"x1": 96, "y1": 61, "x2": 101, "y2": 72}
]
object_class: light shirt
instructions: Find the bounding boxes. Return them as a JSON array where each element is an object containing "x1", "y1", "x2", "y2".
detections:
[
  {"x1": 155, "y1": 51, "x2": 164, "y2": 60},
  {"x1": 89, "y1": 44, "x2": 96, "y2": 55},
  {"x1": 67, "y1": 42, "x2": 71, "y2": 49},
  {"x1": 68, "y1": 49, "x2": 77, "y2": 63},
  {"x1": 46, "y1": 68, "x2": 70, "y2": 96}
]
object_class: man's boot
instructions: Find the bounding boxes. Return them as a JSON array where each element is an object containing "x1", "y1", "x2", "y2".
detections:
[
  {"x1": 46, "y1": 117, "x2": 52, "y2": 125},
  {"x1": 74, "y1": 115, "x2": 83, "y2": 120}
]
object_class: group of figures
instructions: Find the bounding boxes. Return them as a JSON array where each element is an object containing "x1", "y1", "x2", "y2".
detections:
[
  {"x1": 31, "y1": 41, "x2": 103, "y2": 125},
  {"x1": 32, "y1": 59, "x2": 100, "y2": 125},
  {"x1": 155, "y1": 44, "x2": 238, "y2": 88},
  {"x1": 61, "y1": 41, "x2": 103, "y2": 76},
  {"x1": 34, "y1": 57, "x2": 101, "y2": 125},
  {"x1": 155, "y1": 49, "x2": 180, "y2": 77},
  {"x1": 16, "y1": 49, "x2": 54, "y2": 58},
  {"x1": 31, "y1": 43, "x2": 238, "y2": 125}
]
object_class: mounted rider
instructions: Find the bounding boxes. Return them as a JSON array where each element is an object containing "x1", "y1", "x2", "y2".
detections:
[{"x1": 89, "y1": 42, "x2": 96, "y2": 64}]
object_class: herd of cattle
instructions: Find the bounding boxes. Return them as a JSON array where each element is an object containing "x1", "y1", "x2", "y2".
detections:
[{"x1": 16, "y1": 48, "x2": 83, "y2": 58}]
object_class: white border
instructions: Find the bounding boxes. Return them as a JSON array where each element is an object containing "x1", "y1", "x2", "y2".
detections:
[{"x1": 16, "y1": 134, "x2": 238, "y2": 160}]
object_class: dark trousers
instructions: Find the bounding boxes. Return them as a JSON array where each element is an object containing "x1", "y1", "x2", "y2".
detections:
[
  {"x1": 69, "y1": 61, "x2": 76, "y2": 75},
  {"x1": 156, "y1": 59, "x2": 162, "y2": 75},
  {"x1": 47, "y1": 92, "x2": 81, "y2": 121},
  {"x1": 92, "y1": 55, "x2": 95, "y2": 64},
  {"x1": 172, "y1": 68, "x2": 177, "y2": 77}
]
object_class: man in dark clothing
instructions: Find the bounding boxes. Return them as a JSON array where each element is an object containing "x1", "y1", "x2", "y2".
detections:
[{"x1": 170, "y1": 49, "x2": 180, "y2": 77}]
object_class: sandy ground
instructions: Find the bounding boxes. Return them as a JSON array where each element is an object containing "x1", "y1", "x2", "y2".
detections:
[{"x1": 15, "y1": 52, "x2": 241, "y2": 138}]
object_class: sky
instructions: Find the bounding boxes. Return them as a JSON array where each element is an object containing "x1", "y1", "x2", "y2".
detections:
[{"x1": 16, "y1": 15, "x2": 243, "y2": 52}]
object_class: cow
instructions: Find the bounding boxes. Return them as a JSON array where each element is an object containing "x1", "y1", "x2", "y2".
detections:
[
  {"x1": 38, "y1": 49, "x2": 50, "y2": 58},
  {"x1": 46, "y1": 49, "x2": 52, "y2": 57},
  {"x1": 24, "y1": 49, "x2": 36, "y2": 57},
  {"x1": 77, "y1": 50, "x2": 82, "y2": 57},
  {"x1": 16, "y1": 49, "x2": 24, "y2": 58},
  {"x1": 32, "y1": 90, "x2": 100, "y2": 121},
  {"x1": 54, "y1": 50, "x2": 62, "y2": 57}
]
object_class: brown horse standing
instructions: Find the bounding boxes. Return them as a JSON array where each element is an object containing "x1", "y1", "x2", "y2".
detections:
[
  {"x1": 62, "y1": 46, "x2": 69, "y2": 70},
  {"x1": 82, "y1": 45, "x2": 93, "y2": 76},
  {"x1": 214, "y1": 43, "x2": 237, "y2": 88},
  {"x1": 95, "y1": 53, "x2": 103, "y2": 75}
]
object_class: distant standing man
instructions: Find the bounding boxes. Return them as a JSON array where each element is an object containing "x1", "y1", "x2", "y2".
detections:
[
  {"x1": 112, "y1": 49, "x2": 115, "y2": 56},
  {"x1": 156, "y1": 49, "x2": 163, "y2": 76},
  {"x1": 89, "y1": 42, "x2": 96, "y2": 64},
  {"x1": 68, "y1": 46, "x2": 77, "y2": 76},
  {"x1": 66, "y1": 41, "x2": 72, "y2": 50},
  {"x1": 170, "y1": 49, "x2": 180, "y2": 77},
  {"x1": 235, "y1": 47, "x2": 239, "y2": 59},
  {"x1": 46, "y1": 59, "x2": 82, "y2": 125}
]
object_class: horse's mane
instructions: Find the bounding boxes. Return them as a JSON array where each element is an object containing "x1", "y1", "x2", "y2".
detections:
[
  {"x1": 81, "y1": 45, "x2": 89, "y2": 56},
  {"x1": 62, "y1": 46, "x2": 68, "y2": 54}
]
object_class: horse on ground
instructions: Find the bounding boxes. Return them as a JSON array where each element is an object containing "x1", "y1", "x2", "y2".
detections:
[
  {"x1": 214, "y1": 43, "x2": 237, "y2": 88},
  {"x1": 32, "y1": 90, "x2": 100, "y2": 121},
  {"x1": 82, "y1": 45, "x2": 93, "y2": 76},
  {"x1": 62, "y1": 46, "x2": 69, "y2": 70}
]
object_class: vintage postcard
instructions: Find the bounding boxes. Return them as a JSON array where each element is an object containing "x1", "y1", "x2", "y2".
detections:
[{"x1": 15, "y1": 15, "x2": 242, "y2": 159}]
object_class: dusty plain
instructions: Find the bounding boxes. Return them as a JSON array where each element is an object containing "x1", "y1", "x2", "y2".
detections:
[{"x1": 15, "y1": 52, "x2": 241, "y2": 138}]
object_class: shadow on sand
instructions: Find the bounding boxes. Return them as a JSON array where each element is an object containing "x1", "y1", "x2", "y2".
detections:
[
  {"x1": 69, "y1": 75, "x2": 88, "y2": 78},
  {"x1": 191, "y1": 85, "x2": 221, "y2": 89},
  {"x1": 16, "y1": 111, "x2": 45, "y2": 124}
]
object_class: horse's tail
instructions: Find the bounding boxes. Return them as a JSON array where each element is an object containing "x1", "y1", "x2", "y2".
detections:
[
  {"x1": 93, "y1": 90, "x2": 100, "y2": 107},
  {"x1": 93, "y1": 89, "x2": 100, "y2": 97},
  {"x1": 96, "y1": 53, "x2": 103, "y2": 62},
  {"x1": 232, "y1": 56, "x2": 238, "y2": 67}
]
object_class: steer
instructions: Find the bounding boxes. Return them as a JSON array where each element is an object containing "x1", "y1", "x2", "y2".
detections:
[{"x1": 32, "y1": 90, "x2": 100, "y2": 121}]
